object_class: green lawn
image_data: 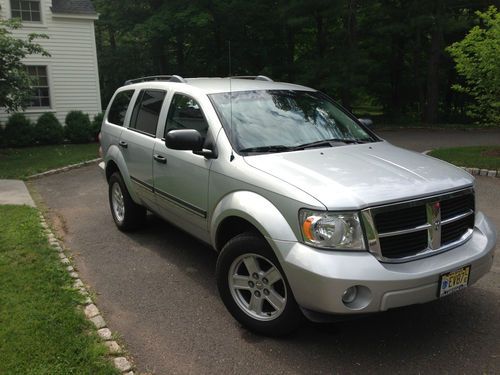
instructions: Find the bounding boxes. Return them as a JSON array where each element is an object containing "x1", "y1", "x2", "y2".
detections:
[
  {"x1": 429, "y1": 146, "x2": 500, "y2": 170},
  {"x1": 0, "y1": 205, "x2": 118, "y2": 375},
  {"x1": 0, "y1": 143, "x2": 99, "y2": 179}
]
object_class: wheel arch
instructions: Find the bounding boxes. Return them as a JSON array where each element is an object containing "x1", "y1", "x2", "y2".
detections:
[
  {"x1": 104, "y1": 145, "x2": 140, "y2": 203},
  {"x1": 211, "y1": 191, "x2": 298, "y2": 255}
]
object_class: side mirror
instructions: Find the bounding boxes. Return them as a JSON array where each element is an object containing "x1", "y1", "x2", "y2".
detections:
[
  {"x1": 165, "y1": 129, "x2": 203, "y2": 151},
  {"x1": 358, "y1": 118, "x2": 374, "y2": 130}
]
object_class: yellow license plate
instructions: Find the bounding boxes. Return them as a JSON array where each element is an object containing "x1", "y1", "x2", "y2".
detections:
[{"x1": 438, "y1": 265, "x2": 471, "y2": 298}]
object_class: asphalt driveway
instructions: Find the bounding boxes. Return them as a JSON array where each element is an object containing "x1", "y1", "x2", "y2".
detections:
[
  {"x1": 32, "y1": 133, "x2": 500, "y2": 374},
  {"x1": 377, "y1": 128, "x2": 500, "y2": 152}
]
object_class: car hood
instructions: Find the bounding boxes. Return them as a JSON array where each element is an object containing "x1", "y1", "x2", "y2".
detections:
[{"x1": 243, "y1": 141, "x2": 474, "y2": 210}]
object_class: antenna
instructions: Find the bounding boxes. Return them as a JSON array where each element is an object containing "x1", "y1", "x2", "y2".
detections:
[{"x1": 228, "y1": 41, "x2": 235, "y2": 162}]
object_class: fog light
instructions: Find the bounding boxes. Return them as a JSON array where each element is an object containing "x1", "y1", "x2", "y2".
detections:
[{"x1": 342, "y1": 286, "x2": 358, "y2": 304}]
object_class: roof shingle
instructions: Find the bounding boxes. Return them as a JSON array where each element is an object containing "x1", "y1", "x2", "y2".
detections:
[{"x1": 51, "y1": 0, "x2": 97, "y2": 15}]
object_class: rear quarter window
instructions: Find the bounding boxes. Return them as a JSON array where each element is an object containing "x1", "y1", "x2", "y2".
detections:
[{"x1": 107, "y1": 90, "x2": 134, "y2": 126}]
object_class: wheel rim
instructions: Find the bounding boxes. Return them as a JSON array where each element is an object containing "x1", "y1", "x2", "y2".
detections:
[
  {"x1": 228, "y1": 253, "x2": 287, "y2": 321},
  {"x1": 111, "y1": 182, "x2": 125, "y2": 223}
]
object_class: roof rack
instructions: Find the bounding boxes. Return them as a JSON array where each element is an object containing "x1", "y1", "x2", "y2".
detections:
[
  {"x1": 124, "y1": 75, "x2": 186, "y2": 85},
  {"x1": 227, "y1": 75, "x2": 273, "y2": 82}
]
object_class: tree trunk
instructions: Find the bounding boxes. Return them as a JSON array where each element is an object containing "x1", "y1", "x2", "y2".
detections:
[
  {"x1": 424, "y1": 1, "x2": 444, "y2": 124},
  {"x1": 340, "y1": 0, "x2": 358, "y2": 110},
  {"x1": 315, "y1": 13, "x2": 326, "y2": 59},
  {"x1": 151, "y1": 38, "x2": 168, "y2": 74},
  {"x1": 388, "y1": 36, "x2": 405, "y2": 119},
  {"x1": 286, "y1": 26, "x2": 295, "y2": 81},
  {"x1": 175, "y1": 30, "x2": 185, "y2": 75}
]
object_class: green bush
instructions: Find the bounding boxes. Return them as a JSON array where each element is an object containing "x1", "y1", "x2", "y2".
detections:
[
  {"x1": 0, "y1": 123, "x2": 4, "y2": 148},
  {"x1": 65, "y1": 111, "x2": 92, "y2": 143},
  {"x1": 90, "y1": 112, "x2": 104, "y2": 141},
  {"x1": 34, "y1": 113, "x2": 64, "y2": 145},
  {"x1": 4, "y1": 113, "x2": 34, "y2": 147},
  {"x1": 447, "y1": 6, "x2": 500, "y2": 124}
]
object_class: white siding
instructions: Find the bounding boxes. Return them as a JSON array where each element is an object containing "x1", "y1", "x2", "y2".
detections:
[{"x1": 0, "y1": 0, "x2": 102, "y2": 125}]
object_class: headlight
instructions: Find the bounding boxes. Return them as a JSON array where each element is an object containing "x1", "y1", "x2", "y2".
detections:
[{"x1": 299, "y1": 209, "x2": 365, "y2": 250}]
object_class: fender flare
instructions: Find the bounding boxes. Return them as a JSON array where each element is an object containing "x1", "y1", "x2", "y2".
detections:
[
  {"x1": 210, "y1": 191, "x2": 298, "y2": 250},
  {"x1": 105, "y1": 145, "x2": 140, "y2": 203}
]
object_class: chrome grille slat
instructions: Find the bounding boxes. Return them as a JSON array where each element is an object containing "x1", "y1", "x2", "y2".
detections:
[
  {"x1": 362, "y1": 188, "x2": 475, "y2": 263},
  {"x1": 378, "y1": 223, "x2": 431, "y2": 238}
]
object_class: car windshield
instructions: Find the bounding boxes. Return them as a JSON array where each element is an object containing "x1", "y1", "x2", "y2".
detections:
[{"x1": 209, "y1": 90, "x2": 378, "y2": 154}]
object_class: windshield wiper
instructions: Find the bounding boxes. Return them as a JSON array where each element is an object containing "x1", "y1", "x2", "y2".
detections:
[
  {"x1": 291, "y1": 138, "x2": 366, "y2": 150},
  {"x1": 238, "y1": 145, "x2": 293, "y2": 154}
]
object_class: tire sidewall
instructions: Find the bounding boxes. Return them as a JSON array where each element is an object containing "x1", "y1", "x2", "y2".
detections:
[
  {"x1": 108, "y1": 172, "x2": 145, "y2": 231},
  {"x1": 216, "y1": 232, "x2": 302, "y2": 336}
]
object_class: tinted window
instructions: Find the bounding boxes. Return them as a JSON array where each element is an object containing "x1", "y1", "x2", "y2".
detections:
[
  {"x1": 108, "y1": 90, "x2": 134, "y2": 126},
  {"x1": 130, "y1": 90, "x2": 166, "y2": 136},
  {"x1": 166, "y1": 94, "x2": 208, "y2": 138}
]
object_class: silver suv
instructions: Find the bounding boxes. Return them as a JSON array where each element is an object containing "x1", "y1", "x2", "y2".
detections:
[{"x1": 99, "y1": 75, "x2": 496, "y2": 335}]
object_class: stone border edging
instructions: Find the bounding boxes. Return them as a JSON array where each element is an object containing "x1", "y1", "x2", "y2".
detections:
[
  {"x1": 423, "y1": 150, "x2": 499, "y2": 178},
  {"x1": 38, "y1": 211, "x2": 135, "y2": 375},
  {"x1": 27, "y1": 158, "x2": 102, "y2": 180}
]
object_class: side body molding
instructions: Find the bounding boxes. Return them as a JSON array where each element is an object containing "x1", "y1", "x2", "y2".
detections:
[
  {"x1": 105, "y1": 145, "x2": 140, "y2": 203},
  {"x1": 210, "y1": 191, "x2": 298, "y2": 248}
]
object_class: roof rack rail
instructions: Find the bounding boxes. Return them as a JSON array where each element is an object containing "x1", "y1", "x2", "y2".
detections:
[
  {"x1": 124, "y1": 75, "x2": 186, "y2": 85},
  {"x1": 228, "y1": 75, "x2": 273, "y2": 82}
]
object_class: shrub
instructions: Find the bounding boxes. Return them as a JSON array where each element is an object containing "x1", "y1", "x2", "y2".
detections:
[
  {"x1": 34, "y1": 113, "x2": 64, "y2": 145},
  {"x1": 0, "y1": 123, "x2": 4, "y2": 148},
  {"x1": 90, "y1": 112, "x2": 104, "y2": 141},
  {"x1": 65, "y1": 111, "x2": 92, "y2": 143},
  {"x1": 4, "y1": 113, "x2": 34, "y2": 147}
]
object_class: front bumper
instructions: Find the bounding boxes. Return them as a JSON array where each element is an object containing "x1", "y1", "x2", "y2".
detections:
[{"x1": 272, "y1": 211, "x2": 496, "y2": 317}]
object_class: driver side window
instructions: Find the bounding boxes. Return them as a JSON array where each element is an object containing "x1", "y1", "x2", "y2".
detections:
[{"x1": 165, "y1": 94, "x2": 208, "y2": 139}]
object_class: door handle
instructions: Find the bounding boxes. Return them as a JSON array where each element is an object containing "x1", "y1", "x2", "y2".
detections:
[
  {"x1": 153, "y1": 154, "x2": 167, "y2": 164},
  {"x1": 119, "y1": 141, "x2": 128, "y2": 148}
]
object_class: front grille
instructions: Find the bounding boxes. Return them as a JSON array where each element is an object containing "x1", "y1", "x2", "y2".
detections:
[
  {"x1": 379, "y1": 230, "x2": 428, "y2": 259},
  {"x1": 375, "y1": 205, "x2": 427, "y2": 233},
  {"x1": 441, "y1": 194, "x2": 474, "y2": 220},
  {"x1": 442, "y1": 215, "x2": 475, "y2": 245},
  {"x1": 363, "y1": 189, "x2": 475, "y2": 262}
]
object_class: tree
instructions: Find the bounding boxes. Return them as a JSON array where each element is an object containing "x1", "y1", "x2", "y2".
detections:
[
  {"x1": 0, "y1": 18, "x2": 49, "y2": 112},
  {"x1": 447, "y1": 6, "x2": 500, "y2": 124}
]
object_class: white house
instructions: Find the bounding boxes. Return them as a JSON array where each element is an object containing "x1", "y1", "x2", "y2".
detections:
[{"x1": 0, "y1": 0, "x2": 101, "y2": 124}]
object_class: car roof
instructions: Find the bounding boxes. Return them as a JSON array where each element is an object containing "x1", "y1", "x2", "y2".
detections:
[{"x1": 121, "y1": 77, "x2": 316, "y2": 95}]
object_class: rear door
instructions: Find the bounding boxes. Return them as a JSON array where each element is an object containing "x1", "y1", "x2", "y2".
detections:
[
  {"x1": 119, "y1": 89, "x2": 167, "y2": 208},
  {"x1": 152, "y1": 93, "x2": 213, "y2": 242},
  {"x1": 101, "y1": 89, "x2": 135, "y2": 153}
]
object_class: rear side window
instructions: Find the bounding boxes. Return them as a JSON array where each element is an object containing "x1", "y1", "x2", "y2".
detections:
[
  {"x1": 107, "y1": 90, "x2": 134, "y2": 126},
  {"x1": 130, "y1": 90, "x2": 166, "y2": 136},
  {"x1": 165, "y1": 94, "x2": 208, "y2": 139}
]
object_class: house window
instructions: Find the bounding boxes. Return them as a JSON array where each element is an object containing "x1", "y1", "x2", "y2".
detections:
[
  {"x1": 10, "y1": 0, "x2": 41, "y2": 22},
  {"x1": 27, "y1": 66, "x2": 50, "y2": 108}
]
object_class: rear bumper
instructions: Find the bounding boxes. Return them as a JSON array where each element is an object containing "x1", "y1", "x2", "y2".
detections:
[{"x1": 272, "y1": 211, "x2": 496, "y2": 317}]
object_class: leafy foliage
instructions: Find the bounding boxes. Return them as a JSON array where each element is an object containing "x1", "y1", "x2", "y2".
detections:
[
  {"x1": 65, "y1": 111, "x2": 92, "y2": 144},
  {"x1": 93, "y1": 0, "x2": 495, "y2": 125},
  {"x1": 34, "y1": 112, "x2": 64, "y2": 145},
  {"x1": 447, "y1": 6, "x2": 500, "y2": 124},
  {"x1": 90, "y1": 112, "x2": 104, "y2": 140},
  {"x1": 0, "y1": 18, "x2": 49, "y2": 112},
  {"x1": 4, "y1": 113, "x2": 34, "y2": 147}
]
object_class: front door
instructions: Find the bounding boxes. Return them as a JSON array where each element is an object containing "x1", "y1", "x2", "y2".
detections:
[{"x1": 152, "y1": 93, "x2": 212, "y2": 242}]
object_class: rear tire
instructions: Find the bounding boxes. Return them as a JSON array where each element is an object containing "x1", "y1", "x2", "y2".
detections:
[
  {"x1": 108, "y1": 172, "x2": 146, "y2": 232},
  {"x1": 216, "y1": 232, "x2": 303, "y2": 336}
]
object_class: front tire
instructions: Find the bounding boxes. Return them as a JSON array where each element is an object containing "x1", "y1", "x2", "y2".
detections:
[
  {"x1": 108, "y1": 172, "x2": 146, "y2": 232},
  {"x1": 216, "y1": 232, "x2": 303, "y2": 336}
]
